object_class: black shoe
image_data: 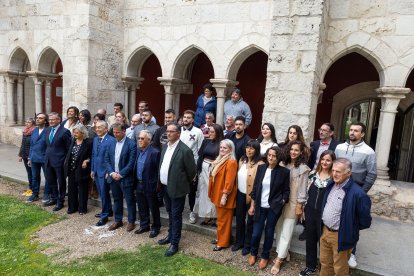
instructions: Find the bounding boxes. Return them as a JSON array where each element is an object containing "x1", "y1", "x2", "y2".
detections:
[
  {"x1": 94, "y1": 213, "x2": 101, "y2": 218},
  {"x1": 241, "y1": 247, "x2": 250, "y2": 256},
  {"x1": 298, "y1": 229, "x2": 307, "y2": 241},
  {"x1": 44, "y1": 200, "x2": 57, "y2": 206},
  {"x1": 26, "y1": 194, "x2": 39, "y2": 203},
  {"x1": 165, "y1": 244, "x2": 178, "y2": 257},
  {"x1": 96, "y1": 218, "x2": 108, "y2": 227},
  {"x1": 299, "y1": 267, "x2": 316, "y2": 276},
  {"x1": 134, "y1": 227, "x2": 150, "y2": 234},
  {"x1": 53, "y1": 205, "x2": 63, "y2": 212},
  {"x1": 67, "y1": 210, "x2": 77, "y2": 214},
  {"x1": 211, "y1": 239, "x2": 218, "y2": 245},
  {"x1": 149, "y1": 230, "x2": 160, "y2": 238},
  {"x1": 158, "y1": 236, "x2": 171, "y2": 245},
  {"x1": 213, "y1": 246, "x2": 226, "y2": 251},
  {"x1": 231, "y1": 243, "x2": 243, "y2": 252}
]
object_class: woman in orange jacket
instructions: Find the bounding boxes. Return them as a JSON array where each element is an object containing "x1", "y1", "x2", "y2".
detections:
[{"x1": 208, "y1": 139, "x2": 238, "y2": 251}]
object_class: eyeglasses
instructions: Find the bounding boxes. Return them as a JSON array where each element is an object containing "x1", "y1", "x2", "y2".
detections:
[
  {"x1": 166, "y1": 130, "x2": 178, "y2": 133},
  {"x1": 318, "y1": 128, "x2": 330, "y2": 132},
  {"x1": 138, "y1": 137, "x2": 146, "y2": 140}
]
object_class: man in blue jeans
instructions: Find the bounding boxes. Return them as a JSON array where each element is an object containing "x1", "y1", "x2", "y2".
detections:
[{"x1": 27, "y1": 113, "x2": 50, "y2": 203}]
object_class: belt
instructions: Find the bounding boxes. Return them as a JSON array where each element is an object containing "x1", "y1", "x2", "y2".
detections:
[{"x1": 324, "y1": 224, "x2": 338, "y2": 232}]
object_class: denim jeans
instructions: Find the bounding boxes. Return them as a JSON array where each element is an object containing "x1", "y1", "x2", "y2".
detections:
[
  {"x1": 250, "y1": 207, "x2": 282, "y2": 259},
  {"x1": 30, "y1": 162, "x2": 49, "y2": 197}
]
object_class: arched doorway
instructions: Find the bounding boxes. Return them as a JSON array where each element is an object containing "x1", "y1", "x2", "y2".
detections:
[
  {"x1": 234, "y1": 51, "x2": 267, "y2": 137},
  {"x1": 136, "y1": 54, "x2": 164, "y2": 122},
  {"x1": 316, "y1": 52, "x2": 380, "y2": 145}
]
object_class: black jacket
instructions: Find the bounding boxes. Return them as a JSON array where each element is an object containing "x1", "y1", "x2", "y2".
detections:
[
  {"x1": 64, "y1": 138, "x2": 93, "y2": 182},
  {"x1": 250, "y1": 164, "x2": 290, "y2": 221},
  {"x1": 308, "y1": 139, "x2": 338, "y2": 170}
]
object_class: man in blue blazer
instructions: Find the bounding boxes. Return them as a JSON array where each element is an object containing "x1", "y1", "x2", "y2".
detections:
[
  {"x1": 134, "y1": 130, "x2": 161, "y2": 238},
  {"x1": 91, "y1": 120, "x2": 115, "y2": 226},
  {"x1": 27, "y1": 113, "x2": 49, "y2": 203},
  {"x1": 104, "y1": 123, "x2": 137, "y2": 232},
  {"x1": 44, "y1": 112, "x2": 71, "y2": 211}
]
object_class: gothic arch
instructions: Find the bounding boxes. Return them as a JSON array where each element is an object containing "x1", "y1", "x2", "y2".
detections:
[
  {"x1": 125, "y1": 46, "x2": 162, "y2": 77},
  {"x1": 226, "y1": 44, "x2": 268, "y2": 80},
  {"x1": 9, "y1": 47, "x2": 31, "y2": 71},
  {"x1": 37, "y1": 47, "x2": 61, "y2": 73},
  {"x1": 171, "y1": 45, "x2": 214, "y2": 79}
]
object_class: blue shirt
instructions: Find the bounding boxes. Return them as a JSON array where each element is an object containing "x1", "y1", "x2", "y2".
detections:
[{"x1": 136, "y1": 146, "x2": 150, "y2": 181}]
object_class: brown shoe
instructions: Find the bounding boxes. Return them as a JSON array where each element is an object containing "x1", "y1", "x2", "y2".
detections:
[
  {"x1": 108, "y1": 221, "x2": 123, "y2": 231},
  {"x1": 248, "y1": 255, "x2": 257, "y2": 266},
  {"x1": 126, "y1": 223, "x2": 136, "y2": 232},
  {"x1": 259, "y1": 258, "x2": 268, "y2": 270}
]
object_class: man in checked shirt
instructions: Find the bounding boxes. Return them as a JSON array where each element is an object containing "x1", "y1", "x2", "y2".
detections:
[{"x1": 319, "y1": 158, "x2": 372, "y2": 276}]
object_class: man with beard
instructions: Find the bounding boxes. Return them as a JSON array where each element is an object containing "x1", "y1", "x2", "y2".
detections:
[
  {"x1": 153, "y1": 109, "x2": 176, "y2": 150},
  {"x1": 133, "y1": 109, "x2": 159, "y2": 141},
  {"x1": 179, "y1": 110, "x2": 204, "y2": 224},
  {"x1": 308, "y1": 123, "x2": 338, "y2": 170},
  {"x1": 223, "y1": 88, "x2": 252, "y2": 127},
  {"x1": 334, "y1": 122, "x2": 377, "y2": 269},
  {"x1": 224, "y1": 115, "x2": 251, "y2": 161}
]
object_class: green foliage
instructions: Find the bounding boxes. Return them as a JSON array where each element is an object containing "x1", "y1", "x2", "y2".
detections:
[{"x1": 0, "y1": 195, "x2": 251, "y2": 276}]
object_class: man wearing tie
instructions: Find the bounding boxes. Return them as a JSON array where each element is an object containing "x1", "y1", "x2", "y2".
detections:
[
  {"x1": 91, "y1": 120, "x2": 115, "y2": 226},
  {"x1": 134, "y1": 130, "x2": 161, "y2": 238},
  {"x1": 158, "y1": 123, "x2": 197, "y2": 257},
  {"x1": 104, "y1": 123, "x2": 137, "y2": 232},
  {"x1": 44, "y1": 112, "x2": 71, "y2": 211}
]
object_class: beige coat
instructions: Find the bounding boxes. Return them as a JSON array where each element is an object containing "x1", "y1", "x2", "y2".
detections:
[{"x1": 238, "y1": 159, "x2": 264, "y2": 204}]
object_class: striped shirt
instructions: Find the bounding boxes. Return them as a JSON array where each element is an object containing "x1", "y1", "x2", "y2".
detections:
[{"x1": 322, "y1": 178, "x2": 349, "y2": 230}]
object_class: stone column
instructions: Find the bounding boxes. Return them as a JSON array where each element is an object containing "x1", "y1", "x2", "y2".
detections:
[
  {"x1": 122, "y1": 77, "x2": 143, "y2": 119},
  {"x1": 374, "y1": 87, "x2": 410, "y2": 190},
  {"x1": 45, "y1": 79, "x2": 53, "y2": 114},
  {"x1": 33, "y1": 78, "x2": 44, "y2": 114},
  {"x1": 210, "y1": 78, "x2": 239, "y2": 126},
  {"x1": 16, "y1": 77, "x2": 25, "y2": 124},
  {"x1": 0, "y1": 77, "x2": 6, "y2": 124},
  {"x1": 157, "y1": 77, "x2": 175, "y2": 112},
  {"x1": 6, "y1": 77, "x2": 15, "y2": 125}
]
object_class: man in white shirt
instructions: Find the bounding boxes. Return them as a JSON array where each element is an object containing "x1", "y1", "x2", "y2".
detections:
[
  {"x1": 158, "y1": 123, "x2": 196, "y2": 257},
  {"x1": 179, "y1": 110, "x2": 204, "y2": 224}
]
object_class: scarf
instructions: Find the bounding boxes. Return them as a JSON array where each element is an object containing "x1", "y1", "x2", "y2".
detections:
[
  {"x1": 23, "y1": 125, "x2": 36, "y2": 136},
  {"x1": 210, "y1": 153, "x2": 231, "y2": 182}
]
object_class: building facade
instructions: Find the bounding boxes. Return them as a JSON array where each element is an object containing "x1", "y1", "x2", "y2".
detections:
[{"x1": 1, "y1": 1, "x2": 414, "y2": 220}]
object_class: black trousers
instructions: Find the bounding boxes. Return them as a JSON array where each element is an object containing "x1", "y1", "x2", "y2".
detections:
[
  {"x1": 188, "y1": 178, "x2": 198, "y2": 212},
  {"x1": 136, "y1": 189, "x2": 161, "y2": 231},
  {"x1": 46, "y1": 165, "x2": 66, "y2": 207},
  {"x1": 305, "y1": 206, "x2": 322, "y2": 269},
  {"x1": 67, "y1": 171, "x2": 89, "y2": 213},
  {"x1": 235, "y1": 190, "x2": 254, "y2": 250}
]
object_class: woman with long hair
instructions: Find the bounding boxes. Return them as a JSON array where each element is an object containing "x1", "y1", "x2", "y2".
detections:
[
  {"x1": 208, "y1": 139, "x2": 238, "y2": 251},
  {"x1": 299, "y1": 150, "x2": 336, "y2": 276},
  {"x1": 195, "y1": 124, "x2": 224, "y2": 226},
  {"x1": 271, "y1": 140, "x2": 311, "y2": 274},
  {"x1": 232, "y1": 139, "x2": 264, "y2": 255},
  {"x1": 257, "y1": 123, "x2": 278, "y2": 157},
  {"x1": 194, "y1": 83, "x2": 217, "y2": 128},
  {"x1": 19, "y1": 117, "x2": 36, "y2": 197},
  {"x1": 79, "y1": 109, "x2": 95, "y2": 139},
  {"x1": 247, "y1": 146, "x2": 290, "y2": 270},
  {"x1": 64, "y1": 124, "x2": 92, "y2": 215},
  {"x1": 63, "y1": 106, "x2": 80, "y2": 132},
  {"x1": 279, "y1": 125, "x2": 306, "y2": 148}
]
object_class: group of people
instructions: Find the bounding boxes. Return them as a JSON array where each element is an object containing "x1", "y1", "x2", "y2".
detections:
[{"x1": 18, "y1": 85, "x2": 376, "y2": 274}]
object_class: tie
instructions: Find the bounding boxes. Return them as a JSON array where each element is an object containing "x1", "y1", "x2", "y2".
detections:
[
  {"x1": 97, "y1": 137, "x2": 103, "y2": 153},
  {"x1": 49, "y1": 128, "x2": 55, "y2": 144},
  {"x1": 321, "y1": 141, "x2": 329, "y2": 145}
]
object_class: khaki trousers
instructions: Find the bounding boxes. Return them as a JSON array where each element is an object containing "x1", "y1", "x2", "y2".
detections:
[{"x1": 320, "y1": 226, "x2": 352, "y2": 276}]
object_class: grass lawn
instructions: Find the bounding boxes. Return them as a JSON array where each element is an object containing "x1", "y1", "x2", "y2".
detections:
[{"x1": 0, "y1": 195, "x2": 251, "y2": 275}]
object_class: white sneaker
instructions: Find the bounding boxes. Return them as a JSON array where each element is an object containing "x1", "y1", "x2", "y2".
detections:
[
  {"x1": 348, "y1": 254, "x2": 357, "y2": 268},
  {"x1": 189, "y1": 211, "x2": 196, "y2": 224}
]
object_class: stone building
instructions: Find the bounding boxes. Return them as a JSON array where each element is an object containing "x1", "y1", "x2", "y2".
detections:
[{"x1": 1, "y1": 1, "x2": 413, "y2": 220}]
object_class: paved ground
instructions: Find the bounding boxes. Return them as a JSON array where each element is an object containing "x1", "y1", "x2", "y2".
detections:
[{"x1": 1, "y1": 143, "x2": 413, "y2": 276}]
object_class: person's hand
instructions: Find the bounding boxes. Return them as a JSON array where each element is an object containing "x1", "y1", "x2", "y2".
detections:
[
  {"x1": 90, "y1": 172, "x2": 95, "y2": 180},
  {"x1": 295, "y1": 203, "x2": 303, "y2": 220},
  {"x1": 82, "y1": 160, "x2": 88, "y2": 169},
  {"x1": 220, "y1": 193, "x2": 227, "y2": 207},
  {"x1": 18, "y1": 157, "x2": 22, "y2": 162},
  {"x1": 248, "y1": 206, "x2": 255, "y2": 216},
  {"x1": 27, "y1": 160, "x2": 31, "y2": 167}
]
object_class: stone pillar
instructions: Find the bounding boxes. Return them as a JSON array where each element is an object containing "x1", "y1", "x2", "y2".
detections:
[
  {"x1": 33, "y1": 78, "x2": 44, "y2": 114},
  {"x1": 45, "y1": 79, "x2": 53, "y2": 114},
  {"x1": 157, "y1": 77, "x2": 175, "y2": 112},
  {"x1": 122, "y1": 77, "x2": 143, "y2": 119},
  {"x1": 6, "y1": 77, "x2": 15, "y2": 125},
  {"x1": 374, "y1": 87, "x2": 410, "y2": 191},
  {"x1": 0, "y1": 77, "x2": 6, "y2": 124},
  {"x1": 210, "y1": 78, "x2": 239, "y2": 126},
  {"x1": 16, "y1": 77, "x2": 25, "y2": 124}
]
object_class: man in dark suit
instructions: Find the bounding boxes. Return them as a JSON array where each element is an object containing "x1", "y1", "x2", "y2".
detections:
[
  {"x1": 91, "y1": 120, "x2": 115, "y2": 226},
  {"x1": 104, "y1": 123, "x2": 137, "y2": 232},
  {"x1": 308, "y1": 123, "x2": 338, "y2": 170},
  {"x1": 44, "y1": 112, "x2": 71, "y2": 211},
  {"x1": 158, "y1": 123, "x2": 197, "y2": 257},
  {"x1": 134, "y1": 130, "x2": 161, "y2": 238}
]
